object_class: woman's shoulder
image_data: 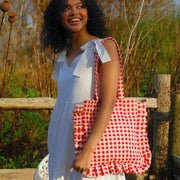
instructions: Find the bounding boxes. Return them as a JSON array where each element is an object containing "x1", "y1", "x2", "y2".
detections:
[
  {"x1": 101, "y1": 37, "x2": 118, "y2": 46},
  {"x1": 101, "y1": 37, "x2": 119, "y2": 55}
]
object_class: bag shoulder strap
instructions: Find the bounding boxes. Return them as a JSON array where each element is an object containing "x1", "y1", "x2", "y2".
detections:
[{"x1": 94, "y1": 37, "x2": 124, "y2": 100}]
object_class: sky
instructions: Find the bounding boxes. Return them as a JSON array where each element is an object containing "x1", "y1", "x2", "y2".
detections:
[{"x1": 174, "y1": 0, "x2": 180, "y2": 5}]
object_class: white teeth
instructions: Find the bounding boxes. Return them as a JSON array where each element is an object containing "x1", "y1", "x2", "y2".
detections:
[{"x1": 69, "y1": 19, "x2": 80, "y2": 22}]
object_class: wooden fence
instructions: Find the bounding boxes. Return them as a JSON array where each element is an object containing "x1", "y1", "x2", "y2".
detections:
[{"x1": 0, "y1": 74, "x2": 179, "y2": 180}]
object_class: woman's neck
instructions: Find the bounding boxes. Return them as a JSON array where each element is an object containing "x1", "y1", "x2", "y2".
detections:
[
  {"x1": 65, "y1": 33, "x2": 99, "y2": 67},
  {"x1": 68, "y1": 32, "x2": 98, "y2": 50}
]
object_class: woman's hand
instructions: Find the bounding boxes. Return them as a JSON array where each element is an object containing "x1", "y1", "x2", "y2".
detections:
[{"x1": 70, "y1": 149, "x2": 93, "y2": 174}]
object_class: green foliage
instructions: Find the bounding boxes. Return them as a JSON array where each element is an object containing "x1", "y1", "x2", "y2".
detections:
[
  {"x1": 0, "y1": 109, "x2": 49, "y2": 169},
  {"x1": 114, "y1": 9, "x2": 180, "y2": 96},
  {"x1": 4, "y1": 72, "x2": 41, "y2": 98},
  {"x1": 141, "y1": 11, "x2": 180, "y2": 93},
  {"x1": 0, "y1": 72, "x2": 49, "y2": 169}
]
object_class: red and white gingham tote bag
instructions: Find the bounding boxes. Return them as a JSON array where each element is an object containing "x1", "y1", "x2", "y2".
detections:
[{"x1": 73, "y1": 37, "x2": 151, "y2": 177}]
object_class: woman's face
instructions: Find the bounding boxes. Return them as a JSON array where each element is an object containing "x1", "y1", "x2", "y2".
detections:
[{"x1": 61, "y1": 0, "x2": 88, "y2": 34}]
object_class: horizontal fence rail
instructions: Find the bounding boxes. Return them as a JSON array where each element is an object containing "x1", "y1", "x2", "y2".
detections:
[
  {"x1": 0, "y1": 97, "x2": 56, "y2": 110},
  {"x1": 0, "y1": 97, "x2": 157, "y2": 110}
]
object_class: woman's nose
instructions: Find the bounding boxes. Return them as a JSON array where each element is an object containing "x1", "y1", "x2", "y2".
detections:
[{"x1": 70, "y1": 8, "x2": 78, "y2": 16}]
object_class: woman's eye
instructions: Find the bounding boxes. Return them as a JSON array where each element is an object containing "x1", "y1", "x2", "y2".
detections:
[
  {"x1": 77, "y1": 6, "x2": 83, "y2": 9},
  {"x1": 64, "y1": 6, "x2": 70, "y2": 11},
  {"x1": 63, "y1": 4, "x2": 86, "y2": 11},
  {"x1": 77, "y1": 5, "x2": 85, "y2": 9}
]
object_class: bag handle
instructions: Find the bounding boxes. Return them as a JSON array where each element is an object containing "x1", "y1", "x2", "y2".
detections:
[{"x1": 94, "y1": 37, "x2": 124, "y2": 101}]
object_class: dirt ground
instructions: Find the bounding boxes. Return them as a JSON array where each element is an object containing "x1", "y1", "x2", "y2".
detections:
[
  {"x1": 0, "y1": 169, "x2": 153, "y2": 180},
  {"x1": 0, "y1": 169, "x2": 36, "y2": 180}
]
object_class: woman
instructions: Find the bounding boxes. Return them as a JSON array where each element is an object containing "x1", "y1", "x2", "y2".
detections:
[{"x1": 42, "y1": 0, "x2": 126, "y2": 179}]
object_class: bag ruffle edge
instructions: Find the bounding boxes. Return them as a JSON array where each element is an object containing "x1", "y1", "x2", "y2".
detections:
[{"x1": 84, "y1": 157, "x2": 152, "y2": 177}]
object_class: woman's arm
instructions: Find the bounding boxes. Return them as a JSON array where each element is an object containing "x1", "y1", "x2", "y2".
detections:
[{"x1": 70, "y1": 39, "x2": 120, "y2": 173}]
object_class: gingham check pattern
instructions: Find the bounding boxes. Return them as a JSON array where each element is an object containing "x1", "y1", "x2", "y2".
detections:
[{"x1": 73, "y1": 37, "x2": 151, "y2": 177}]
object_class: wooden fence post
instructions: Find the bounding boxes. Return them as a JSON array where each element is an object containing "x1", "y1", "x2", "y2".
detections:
[
  {"x1": 172, "y1": 93, "x2": 180, "y2": 156},
  {"x1": 171, "y1": 93, "x2": 180, "y2": 179},
  {"x1": 153, "y1": 74, "x2": 171, "y2": 179}
]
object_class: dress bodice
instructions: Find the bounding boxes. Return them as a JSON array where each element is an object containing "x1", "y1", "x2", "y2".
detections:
[{"x1": 52, "y1": 39, "x2": 111, "y2": 104}]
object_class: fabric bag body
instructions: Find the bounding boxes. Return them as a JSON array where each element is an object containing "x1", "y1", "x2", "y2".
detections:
[{"x1": 73, "y1": 37, "x2": 151, "y2": 177}]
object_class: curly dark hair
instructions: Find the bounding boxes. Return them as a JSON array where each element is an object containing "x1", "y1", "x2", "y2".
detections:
[{"x1": 41, "y1": 0, "x2": 110, "y2": 53}]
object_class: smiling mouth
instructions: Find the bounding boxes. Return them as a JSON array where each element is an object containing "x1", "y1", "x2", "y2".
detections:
[{"x1": 68, "y1": 18, "x2": 81, "y2": 23}]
